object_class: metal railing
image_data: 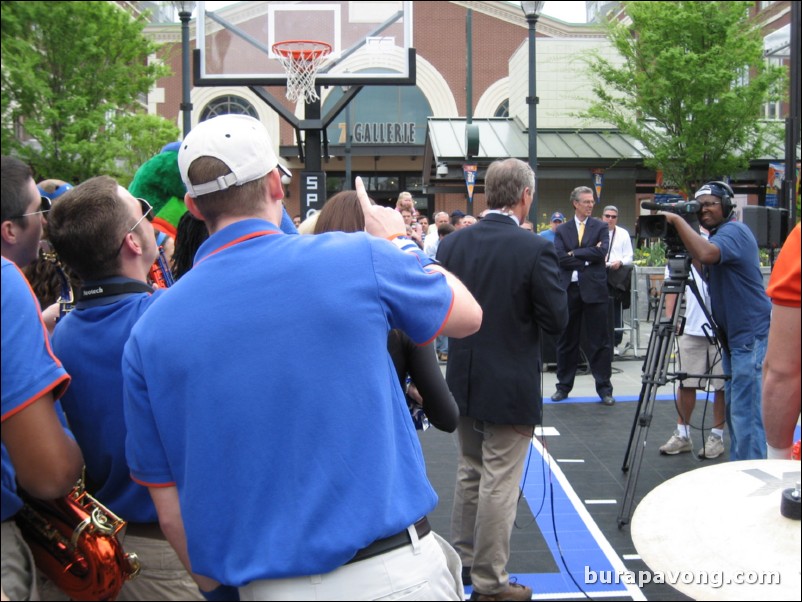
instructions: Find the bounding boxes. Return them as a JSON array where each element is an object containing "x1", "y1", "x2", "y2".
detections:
[{"x1": 614, "y1": 265, "x2": 664, "y2": 359}]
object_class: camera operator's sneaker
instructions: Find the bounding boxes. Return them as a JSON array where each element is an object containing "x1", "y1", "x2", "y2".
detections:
[
  {"x1": 659, "y1": 433, "x2": 692, "y2": 455},
  {"x1": 698, "y1": 434, "x2": 725, "y2": 459}
]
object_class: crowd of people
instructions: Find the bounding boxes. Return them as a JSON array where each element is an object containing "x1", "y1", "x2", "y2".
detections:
[{"x1": 2, "y1": 114, "x2": 800, "y2": 601}]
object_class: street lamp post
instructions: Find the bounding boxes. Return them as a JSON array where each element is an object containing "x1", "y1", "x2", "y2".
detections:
[
  {"x1": 521, "y1": 1, "x2": 545, "y2": 224},
  {"x1": 172, "y1": 1, "x2": 197, "y2": 137}
]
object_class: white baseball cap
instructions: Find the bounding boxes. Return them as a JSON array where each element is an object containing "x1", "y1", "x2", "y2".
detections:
[{"x1": 178, "y1": 115, "x2": 290, "y2": 197}]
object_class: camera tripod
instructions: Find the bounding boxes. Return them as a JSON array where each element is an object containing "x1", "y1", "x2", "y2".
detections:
[{"x1": 617, "y1": 254, "x2": 727, "y2": 528}]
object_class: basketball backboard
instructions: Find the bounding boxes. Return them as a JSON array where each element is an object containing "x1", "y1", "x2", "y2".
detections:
[{"x1": 195, "y1": 1, "x2": 415, "y2": 87}]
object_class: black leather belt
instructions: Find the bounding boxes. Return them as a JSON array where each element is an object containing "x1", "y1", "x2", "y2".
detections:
[
  {"x1": 125, "y1": 521, "x2": 165, "y2": 539},
  {"x1": 346, "y1": 517, "x2": 431, "y2": 565}
]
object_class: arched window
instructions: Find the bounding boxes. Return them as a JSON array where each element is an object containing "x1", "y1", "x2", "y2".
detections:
[
  {"x1": 199, "y1": 95, "x2": 258, "y2": 121},
  {"x1": 494, "y1": 99, "x2": 509, "y2": 118}
]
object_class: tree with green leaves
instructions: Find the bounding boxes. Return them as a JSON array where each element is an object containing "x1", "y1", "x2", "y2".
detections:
[
  {"x1": 583, "y1": 1, "x2": 786, "y2": 194},
  {"x1": 1, "y1": 1, "x2": 179, "y2": 185}
]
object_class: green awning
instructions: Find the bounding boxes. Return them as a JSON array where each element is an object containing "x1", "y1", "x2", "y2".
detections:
[
  {"x1": 423, "y1": 117, "x2": 793, "y2": 189},
  {"x1": 422, "y1": 117, "x2": 650, "y2": 185}
]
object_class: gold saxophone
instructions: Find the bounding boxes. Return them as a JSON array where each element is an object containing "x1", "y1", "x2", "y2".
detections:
[{"x1": 15, "y1": 479, "x2": 140, "y2": 601}]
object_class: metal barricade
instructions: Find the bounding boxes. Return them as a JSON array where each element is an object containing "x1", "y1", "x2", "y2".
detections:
[{"x1": 615, "y1": 265, "x2": 646, "y2": 358}]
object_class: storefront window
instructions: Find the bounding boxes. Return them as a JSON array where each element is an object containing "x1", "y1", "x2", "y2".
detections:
[
  {"x1": 326, "y1": 176, "x2": 346, "y2": 194},
  {"x1": 406, "y1": 176, "x2": 424, "y2": 191},
  {"x1": 323, "y1": 70, "x2": 432, "y2": 147}
]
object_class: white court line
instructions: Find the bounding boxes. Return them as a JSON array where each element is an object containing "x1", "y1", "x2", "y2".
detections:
[
  {"x1": 556, "y1": 458, "x2": 585, "y2": 463},
  {"x1": 622, "y1": 554, "x2": 641, "y2": 561},
  {"x1": 585, "y1": 499, "x2": 617, "y2": 504},
  {"x1": 535, "y1": 426, "x2": 560, "y2": 437},
  {"x1": 530, "y1": 436, "x2": 646, "y2": 601},
  {"x1": 532, "y1": 591, "x2": 637, "y2": 600}
]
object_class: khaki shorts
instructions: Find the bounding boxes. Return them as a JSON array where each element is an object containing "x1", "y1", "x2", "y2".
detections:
[{"x1": 676, "y1": 334, "x2": 725, "y2": 391}]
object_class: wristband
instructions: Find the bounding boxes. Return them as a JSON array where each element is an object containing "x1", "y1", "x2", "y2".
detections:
[
  {"x1": 201, "y1": 584, "x2": 240, "y2": 601},
  {"x1": 390, "y1": 236, "x2": 419, "y2": 252},
  {"x1": 390, "y1": 236, "x2": 439, "y2": 269}
]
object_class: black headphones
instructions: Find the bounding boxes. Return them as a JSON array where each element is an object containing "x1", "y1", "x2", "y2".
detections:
[{"x1": 703, "y1": 180, "x2": 735, "y2": 218}]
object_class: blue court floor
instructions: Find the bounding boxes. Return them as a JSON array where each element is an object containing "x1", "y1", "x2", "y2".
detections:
[{"x1": 420, "y1": 355, "x2": 801, "y2": 601}]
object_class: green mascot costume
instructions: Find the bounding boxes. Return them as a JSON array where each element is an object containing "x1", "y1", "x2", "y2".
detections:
[
  {"x1": 128, "y1": 141, "x2": 187, "y2": 240},
  {"x1": 128, "y1": 141, "x2": 299, "y2": 243}
]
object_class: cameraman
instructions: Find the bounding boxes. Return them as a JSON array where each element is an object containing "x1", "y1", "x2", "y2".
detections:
[{"x1": 660, "y1": 182, "x2": 770, "y2": 460}]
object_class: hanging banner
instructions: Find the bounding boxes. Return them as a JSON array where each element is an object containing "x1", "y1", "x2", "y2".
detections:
[
  {"x1": 463, "y1": 164, "x2": 477, "y2": 205},
  {"x1": 766, "y1": 162, "x2": 784, "y2": 208},
  {"x1": 654, "y1": 170, "x2": 686, "y2": 204},
  {"x1": 592, "y1": 169, "x2": 604, "y2": 203}
]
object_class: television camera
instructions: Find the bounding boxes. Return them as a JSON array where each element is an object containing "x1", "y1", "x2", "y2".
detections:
[{"x1": 618, "y1": 198, "x2": 727, "y2": 527}]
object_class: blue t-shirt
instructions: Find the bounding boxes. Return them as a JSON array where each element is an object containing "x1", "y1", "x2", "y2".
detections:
[
  {"x1": 539, "y1": 229, "x2": 556, "y2": 242},
  {"x1": 123, "y1": 219, "x2": 454, "y2": 585},
  {"x1": 1, "y1": 258, "x2": 71, "y2": 521},
  {"x1": 707, "y1": 221, "x2": 771, "y2": 348},
  {"x1": 52, "y1": 281, "x2": 162, "y2": 522}
]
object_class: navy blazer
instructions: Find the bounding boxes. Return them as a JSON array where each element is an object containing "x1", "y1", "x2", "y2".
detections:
[
  {"x1": 436, "y1": 213, "x2": 568, "y2": 425},
  {"x1": 554, "y1": 217, "x2": 609, "y2": 304}
]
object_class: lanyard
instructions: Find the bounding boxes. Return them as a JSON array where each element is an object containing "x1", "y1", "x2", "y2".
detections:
[{"x1": 77, "y1": 281, "x2": 153, "y2": 306}]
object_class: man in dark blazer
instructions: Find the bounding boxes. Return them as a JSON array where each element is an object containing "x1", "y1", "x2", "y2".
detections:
[
  {"x1": 551, "y1": 186, "x2": 615, "y2": 405},
  {"x1": 437, "y1": 158, "x2": 567, "y2": 602}
]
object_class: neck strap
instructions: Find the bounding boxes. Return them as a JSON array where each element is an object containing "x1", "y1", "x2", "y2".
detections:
[
  {"x1": 607, "y1": 228, "x2": 616, "y2": 261},
  {"x1": 78, "y1": 281, "x2": 153, "y2": 303}
]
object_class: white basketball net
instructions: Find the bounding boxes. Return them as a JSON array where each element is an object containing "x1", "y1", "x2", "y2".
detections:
[{"x1": 272, "y1": 41, "x2": 332, "y2": 104}]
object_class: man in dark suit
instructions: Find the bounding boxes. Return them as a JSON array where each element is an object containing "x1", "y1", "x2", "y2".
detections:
[
  {"x1": 437, "y1": 158, "x2": 567, "y2": 601},
  {"x1": 551, "y1": 186, "x2": 615, "y2": 405}
]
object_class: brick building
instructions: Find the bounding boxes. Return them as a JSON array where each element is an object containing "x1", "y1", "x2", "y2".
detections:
[{"x1": 140, "y1": 1, "x2": 795, "y2": 229}]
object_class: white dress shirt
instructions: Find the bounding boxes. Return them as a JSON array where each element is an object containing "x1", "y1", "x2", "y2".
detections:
[
  {"x1": 606, "y1": 225, "x2": 633, "y2": 267},
  {"x1": 571, "y1": 216, "x2": 588, "y2": 283},
  {"x1": 424, "y1": 224, "x2": 439, "y2": 258}
]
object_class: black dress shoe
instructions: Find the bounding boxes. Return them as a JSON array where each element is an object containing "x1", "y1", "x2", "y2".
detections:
[
  {"x1": 601, "y1": 395, "x2": 616, "y2": 406},
  {"x1": 461, "y1": 566, "x2": 472, "y2": 586},
  {"x1": 551, "y1": 390, "x2": 568, "y2": 402}
]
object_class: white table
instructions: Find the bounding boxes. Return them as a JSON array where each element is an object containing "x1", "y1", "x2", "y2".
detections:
[{"x1": 632, "y1": 459, "x2": 801, "y2": 600}]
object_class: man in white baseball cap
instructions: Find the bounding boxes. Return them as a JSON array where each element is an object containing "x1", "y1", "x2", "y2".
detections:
[
  {"x1": 123, "y1": 114, "x2": 482, "y2": 600},
  {"x1": 177, "y1": 115, "x2": 291, "y2": 197}
]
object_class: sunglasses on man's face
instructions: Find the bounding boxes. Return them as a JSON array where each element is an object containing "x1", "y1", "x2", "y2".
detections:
[
  {"x1": 10, "y1": 196, "x2": 52, "y2": 219},
  {"x1": 603, "y1": 214, "x2": 618, "y2": 219},
  {"x1": 136, "y1": 197, "x2": 155, "y2": 223},
  {"x1": 115, "y1": 198, "x2": 154, "y2": 256},
  {"x1": 126, "y1": 198, "x2": 155, "y2": 233}
]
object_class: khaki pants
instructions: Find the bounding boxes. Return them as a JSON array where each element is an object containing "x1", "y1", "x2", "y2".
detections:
[
  {"x1": 35, "y1": 531, "x2": 204, "y2": 602},
  {"x1": 450, "y1": 417, "x2": 533, "y2": 594},
  {"x1": 117, "y1": 533, "x2": 204, "y2": 601},
  {"x1": 239, "y1": 529, "x2": 463, "y2": 601},
  {"x1": 1, "y1": 521, "x2": 40, "y2": 601}
]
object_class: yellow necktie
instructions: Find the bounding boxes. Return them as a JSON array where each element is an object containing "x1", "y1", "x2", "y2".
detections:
[{"x1": 578, "y1": 221, "x2": 585, "y2": 245}]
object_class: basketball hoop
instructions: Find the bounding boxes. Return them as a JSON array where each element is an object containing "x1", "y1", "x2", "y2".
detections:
[{"x1": 272, "y1": 40, "x2": 332, "y2": 104}]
